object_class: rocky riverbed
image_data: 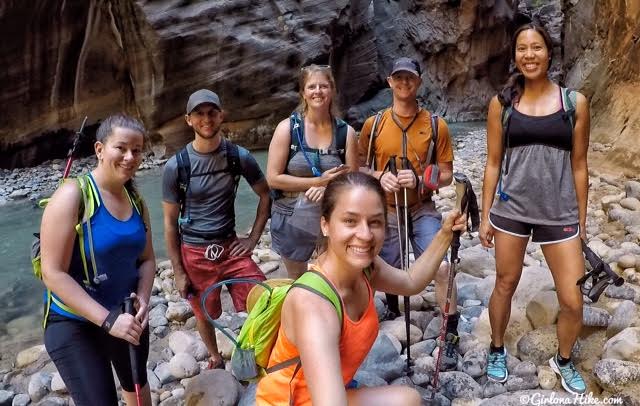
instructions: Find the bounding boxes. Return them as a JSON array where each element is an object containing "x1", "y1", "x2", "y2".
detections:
[{"x1": 2, "y1": 129, "x2": 640, "y2": 405}]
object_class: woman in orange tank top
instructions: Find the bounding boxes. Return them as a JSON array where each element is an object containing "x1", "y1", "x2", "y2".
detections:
[{"x1": 256, "y1": 172, "x2": 466, "y2": 405}]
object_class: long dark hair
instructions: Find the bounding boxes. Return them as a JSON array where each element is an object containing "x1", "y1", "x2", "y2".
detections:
[
  {"x1": 95, "y1": 114, "x2": 146, "y2": 197},
  {"x1": 498, "y1": 23, "x2": 554, "y2": 107}
]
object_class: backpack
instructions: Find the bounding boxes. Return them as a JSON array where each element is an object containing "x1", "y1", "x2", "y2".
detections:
[
  {"x1": 270, "y1": 112, "x2": 349, "y2": 200},
  {"x1": 496, "y1": 87, "x2": 577, "y2": 201},
  {"x1": 175, "y1": 138, "x2": 242, "y2": 227},
  {"x1": 202, "y1": 268, "x2": 370, "y2": 382},
  {"x1": 365, "y1": 108, "x2": 439, "y2": 170},
  {"x1": 31, "y1": 174, "x2": 145, "y2": 326}
]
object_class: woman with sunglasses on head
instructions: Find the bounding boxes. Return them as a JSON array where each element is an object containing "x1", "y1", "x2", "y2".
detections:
[
  {"x1": 256, "y1": 171, "x2": 466, "y2": 405},
  {"x1": 480, "y1": 22, "x2": 590, "y2": 395},
  {"x1": 267, "y1": 64, "x2": 356, "y2": 279},
  {"x1": 40, "y1": 115, "x2": 155, "y2": 405}
]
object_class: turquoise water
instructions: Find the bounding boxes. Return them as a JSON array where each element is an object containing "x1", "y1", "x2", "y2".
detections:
[{"x1": 0, "y1": 122, "x2": 482, "y2": 351}]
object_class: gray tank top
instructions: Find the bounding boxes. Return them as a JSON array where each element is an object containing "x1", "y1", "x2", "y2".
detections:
[{"x1": 491, "y1": 109, "x2": 579, "y2": 225}]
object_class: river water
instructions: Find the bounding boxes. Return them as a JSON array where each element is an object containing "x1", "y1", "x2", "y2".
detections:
[{"x1": 0, "y1": 122, "x2": 483, "y2": 354}]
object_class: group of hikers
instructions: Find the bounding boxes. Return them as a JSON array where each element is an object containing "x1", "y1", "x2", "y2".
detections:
[{"x1": 37, "y1": 23, "x2": 591, "y2": 405}]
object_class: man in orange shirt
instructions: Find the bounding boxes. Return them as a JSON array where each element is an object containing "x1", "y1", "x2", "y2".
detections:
[{"x1": 358, "y1": 57, "x2": 460, "y2": 368}]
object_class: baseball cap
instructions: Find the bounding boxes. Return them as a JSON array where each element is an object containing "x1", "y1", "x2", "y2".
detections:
[
  {"x1": 186, "y1": 89, "x2": 221, "y2": 114},
  {"x1": 390, "y1": 57, "x2": 422, "y2": 77}
]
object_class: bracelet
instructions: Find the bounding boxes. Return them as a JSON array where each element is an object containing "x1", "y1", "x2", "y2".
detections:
[{"x1": 100, "y1": 308, "x2": 121, "y2": 333}]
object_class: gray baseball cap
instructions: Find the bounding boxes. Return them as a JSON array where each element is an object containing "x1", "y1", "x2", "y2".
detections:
[
  {"x1": 186, "y1": 89, "x2": 221, "y2": 114},
  {"x1": 390, "y1": 57, "x2": 422, "y2": 77}
]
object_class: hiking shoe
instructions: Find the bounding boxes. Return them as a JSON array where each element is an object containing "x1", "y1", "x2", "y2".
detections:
[
  {"x1": 549, "y1": 355, "x2": 586, "y2": 395},
  {"x1": 486, "y1": 347, "x2": 508, "y2": 383},
  {"x1": 441, "y1": 333, "x2": 459, "y2": 371}
]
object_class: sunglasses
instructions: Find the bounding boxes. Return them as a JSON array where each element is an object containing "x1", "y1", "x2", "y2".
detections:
[{"x1": 301, "y1": 64, "x2": 331, "y2": 71}]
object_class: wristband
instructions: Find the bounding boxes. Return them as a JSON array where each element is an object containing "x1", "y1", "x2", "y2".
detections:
[{"x1": 101, "y1": 308, "x2": 121, "y2": 333}]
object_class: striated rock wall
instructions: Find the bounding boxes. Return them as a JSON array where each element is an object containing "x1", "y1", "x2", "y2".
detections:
[{"x1": 1, "y1": 0, "x2": 638, "y2": 171}]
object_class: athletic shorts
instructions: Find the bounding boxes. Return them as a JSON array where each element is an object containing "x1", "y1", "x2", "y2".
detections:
[
  {"x1": 44, "y1": 313, "x2": 149, "y2": 405},
  {"x1": 270, "y1": 202, "x2": 321, "y2": 262},
  {"x1": 181, "y1": 239, "x2": 266, "y2": 321},
  {"x1": 489, "y1": 213, "x2": 579, "y2": 244},
  {"x1": 380, "y1": 203, "x2": 447, "y2": 268}
]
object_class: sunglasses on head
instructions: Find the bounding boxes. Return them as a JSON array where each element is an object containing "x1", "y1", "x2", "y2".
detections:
[{"x1": 301, "y1": 64, "x2": 331, "y2": 71}]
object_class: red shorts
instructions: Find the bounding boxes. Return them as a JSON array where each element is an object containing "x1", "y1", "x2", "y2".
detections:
[{"x1": 180, "y1": 240, "x2": 266, "y2": 321}]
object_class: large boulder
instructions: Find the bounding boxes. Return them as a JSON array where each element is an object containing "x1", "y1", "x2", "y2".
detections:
[
  {"x1": 184, "y1": 369, "x2": 242, "y2": 406},
  {"x1": 593, "y1": 359, "x2": 640, "y2": 393},
  {"x1": 603, "y1": 327, "x2": 640, "y2": 363}
]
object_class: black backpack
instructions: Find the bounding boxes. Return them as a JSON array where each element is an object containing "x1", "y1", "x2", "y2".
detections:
[{"x1": 175, "y1": 139, "x2": 242, "y2": 227}]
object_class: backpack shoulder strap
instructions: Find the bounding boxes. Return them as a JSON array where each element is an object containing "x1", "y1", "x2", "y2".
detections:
[
  {"x1": 426, "y1": 114, "x2": 439, "y2": 165},
  {"x1": 334, "y1": 117, "x2": 348, "y2": 163},
  {"x1": 289, "y1": 111, "x2": 303, "y2": 155},
  {"x1": 365, "y1": 109, "x2": 386, "y2": 169},
  {"x1": 176, "y1": 146, "x2": 191, "y2": 207},
  {"x1": 224, "y1": 139, "x2": 242, "y2": 178},
  {"x1": 291, "y1": 270, "x2": 343, "y2": 324},
  {"x1": 560, "y1": 87, "x2": 578, "y2": 130}
]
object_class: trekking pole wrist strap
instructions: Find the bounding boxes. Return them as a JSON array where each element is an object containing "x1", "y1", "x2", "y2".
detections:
[{"x1": 101, "y1": 308, "x2": 121, "y2": 333}]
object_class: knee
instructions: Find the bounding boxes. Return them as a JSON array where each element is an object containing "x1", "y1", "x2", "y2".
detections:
[
  {"x1": 493, "y1": 275, "x2": 519, "y2": 298},
  {"x1": 434, "y1": 263, "x2": 450, "y2": 283},
  {"x1": 558, "y1": 294, "x2": 583, "y2": 319}
]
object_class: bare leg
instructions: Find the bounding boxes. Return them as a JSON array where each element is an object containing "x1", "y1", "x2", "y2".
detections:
[
  {"x1": 347, "y1": 385, "x2": 421, "y2": 406},
  {"x1": 435, "y1": 262, "x2": 458, "y2": 315},
  {"x1": 541, "y1": 237, "x2": 584, "y2": 358},
  {"x1": 282, "y1": 258, "x2": 307, "y2": 279},
  {"x1": 195, "y1": 317, "x2": 223, "y2": 366},
  {"x1": 122, "y1": 383, "x2": 151, "y2": 406},
  {"x1": 488, "y1": 230, "x2": 528, "y2": 347}
]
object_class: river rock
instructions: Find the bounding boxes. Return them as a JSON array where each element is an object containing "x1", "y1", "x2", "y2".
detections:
[
  {"x1": 168, "y1": 331, "x2": 208, "y2": 361},
  {"x1": 461, "y1": 348, "x2": 486, "y2": 378},
  {"x1": 161, "y1": 278, "x2": 175, "y2": 294},
  {"x1": 184, "y1": 369, "x2": 241, "y2": 406},
  {"x1": 149, "y1": 304, "x2": 169, "y2": 328},
  {"x1": 482, "y1": 381, "x2": 507, "y2": 398},
  {"x1": 353, "y1": 370, "x2": 387, "y2": 387},
  {"x1": 150, "y1": 295, "x2": 168, "y2": 308},
  {"x1": 458, "y1": 246, "x2": 495, "y2": 278},
  {"x1": 605, "y1": 284, "x2": 637, "y2": 301},
  {"x1": 379, "y1": 320, "x2": 422, "y2": 347},
  {"x1": 215, "y1": 329, "x2": 236, "y2": 359},
  {"x1": 609, "y1": 207, "x2": 640, "y2": 227},
  {"x1": 512, "y1": 360, "x2": 537, "y2": 377},
  {"x1": 11, "y1": 394, "x2": 30, "y2": 406},
  {"x1": 526, "y1": 291, "x2": 559, "y2": 328},
  {"x1": 398, "y1": 295, "x2": 425, "y2": 312},
  {"x1": 603, "y1": 327, "x2": 640, "y2": 362},
  {"x1": 602, "y1": 193, "x2": 625, "y2": 212},
  {"x1": 583, "y1": 305, "x2": 611, "y2": 327},
  {"x1": 506, "y1": 375, "x2": 539, "y2": 391},
  {"x1": 593, "y1": 359, "x2": 640, "y2": 392},
  {"x1": 15, "y1": 345, "x2": 46, "y2": 368},
  {"x1": 215, "y1": 312, "x2": 248, "y2": 332},
  {"x1": 438, "y1": 371, "x2": 482, "y2": 399},
  {"x1": 154, "y1": 362, "x2": 177, "y2": 385},
  {"x1": 608, "y1": 300, "x2": 639, "y2": 338},
  {"x1": 621, "y1": 198, "x2": 640, "y2": 211},
  {"x1": 409, "y1": 339, "x2": 436, "y2": 359},
  {"x1": 537, "y1": 365, "x2": 557, "y2": 390},
  {"x1": 409, "y1": 310, "x2": 433, "y2": 331},
  {"x1": 479, "y1": 390, "x2": 573, "y2": 405},
  {"x1": 627, "y1": 181, "x2": 640, "y2": 200},
  {"x1": 147, "y1": 369, "x2": 162, "y2": 391},
  {"x1": 0, "y1": 390, "x2": 14, "y2": 406},
  {"x1": 258, "y1": 260, "x2": 280, "y2": 275},
  {"x1": 455, "y1": 273, "x2": 483, "y2": 305},
  {"x1": 166, "y1": 301, "x2": 194, "y2": 322},
  {"x1": 517, "y1": 326, "x2": 558, "y2": 366},
  {"x1": 37, "y1": 397, "x2": 68, "y2": 406},
  {"x1": 49, "y1": 372, "x2": 66, "y2": 393},
  {"x1": 358, "y1": 332, "x2": 405, "y2": 382},
  {"x1": 619, "y1": 254, "x2": 638, "y2": 269},
  {"x1": 28, "y1": 371, "x2": 51, "y2": 402}
]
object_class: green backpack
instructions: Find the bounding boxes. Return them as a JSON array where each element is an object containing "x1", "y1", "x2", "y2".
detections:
[{"x1": 203, "y1": 269, "x2": 370, "y2": 382}]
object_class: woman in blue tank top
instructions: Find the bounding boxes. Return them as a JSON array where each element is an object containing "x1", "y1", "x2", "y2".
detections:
[
  {"x1": 40, "y1": 115, "x2": 156, "y2": 405},
  {"x1": 266, "y1": 65, "x2": 357, "y2": 278},
  {"x1": 479, "y1": 23, "x2": 590, "y2": 395}
]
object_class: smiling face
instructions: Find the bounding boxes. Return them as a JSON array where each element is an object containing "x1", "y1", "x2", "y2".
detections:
[
  {"x1": 514, "y1": 28, "x2": 551, "y2": 81},
  {"x1": 387, "y1": 70, "x2": 422, "y2": 102},
  {"x1": 95, "y1": 126, "x2": 144, "y2": 182},
  {"x1": 320, "y1": 185, "x2": 386, "y2": 271},
  {"x1": 301, "y1": 71, "x2": 334, "y2": 113},
  {"x1": 185, "y1": 103, "x2": 224, "y2": 139}
]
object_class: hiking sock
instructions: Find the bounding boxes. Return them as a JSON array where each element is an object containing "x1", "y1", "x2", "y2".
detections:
[
  {"x1": 446, "y1": 311, "x2": 460, "y2": 334},
  {"x1": 385, "y1": 293, "x2": 400, "y2": 315},
  {"x1": 490, "y1": 344, "x2": 505, "y2": 354},
  {"x1": 557, "y1": 354, "x2": 571, "y2": 366}
]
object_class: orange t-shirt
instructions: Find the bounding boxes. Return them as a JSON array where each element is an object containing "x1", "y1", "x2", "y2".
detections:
[
  {"x1": 358, "y1": 108, "x2": 454, "y2": 207},
  {"x1": 255, "y1": 265, "x2": 379, "y2": 405}
]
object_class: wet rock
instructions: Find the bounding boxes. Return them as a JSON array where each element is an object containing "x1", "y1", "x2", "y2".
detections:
[
  {"x1": 593, "y1": 359, "x2": 640, "y2": 392},
  {"x1": 461, "y1": 348, "x2": 486, "y2": 378},
  {"x1": 603, "y1": 327, "x2": 640, "y2": 362},
  {"x1": 184, "y1": 369, "x2": 241, "y2": 406},
  {"x1": 379, "y1": 320, "x2": 422, "y2": 347},
  {"x1": 582, "y1": 305, "x2": 611, "y2": 327},
  {"x1": 517, "y1": 326, "x2": 558, "y2": 366},
  {"x1": 28, "y1": 371, "x2": 51, "y2": 402},
  {"x1": 438, "y1": 371, "x2": 482, "y2": 399},
  {"x1": 607, "y1": 300, "x2": 639, "y2": 338},
  {"x1": 526, "y1": 291, "x2": 559, "y2": 329}
]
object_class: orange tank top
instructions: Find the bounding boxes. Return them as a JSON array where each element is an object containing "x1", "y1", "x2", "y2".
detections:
[{"x1": 255, "y1": 265, "x2": 379, "y2": 405}]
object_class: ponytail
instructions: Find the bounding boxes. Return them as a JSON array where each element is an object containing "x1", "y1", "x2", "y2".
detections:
[{"x1": 498, "y1": 72, "x2": 524, "y2": 107}]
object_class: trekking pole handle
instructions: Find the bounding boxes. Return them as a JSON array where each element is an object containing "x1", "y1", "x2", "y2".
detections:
[
  {"x1": 123, "y1": 296, "x2": 141, "y2": 382},
  {"x1": 388, "y1": 155, "x2": 398, "y2": 176}
]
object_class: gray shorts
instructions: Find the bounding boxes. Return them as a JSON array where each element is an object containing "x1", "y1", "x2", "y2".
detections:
[{"x1": 270, "y1": 201, "x2": 320, "y2": 262}]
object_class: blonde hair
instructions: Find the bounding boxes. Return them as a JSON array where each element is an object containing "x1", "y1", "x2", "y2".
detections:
[{"x1": 296, "y1": 65, "x2": 340, "y2": 117}]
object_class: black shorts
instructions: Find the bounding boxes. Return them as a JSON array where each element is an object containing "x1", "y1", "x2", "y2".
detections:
[
  {"x1": 489, "y1": 213, "x2": 579, "y2": 244},
  {"x1": 44, "y1": 313, "x2": 149, "y2": 406}
]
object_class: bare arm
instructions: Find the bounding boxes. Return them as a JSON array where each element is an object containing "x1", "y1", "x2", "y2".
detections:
[
  {"x1": 370, "y1": 210, "x2": 466, "y2": 296},
  {"x1": 135, "y1": 200, "x2": 156, "y2": 328},
  {"x1": 282, "y1": 288, "x2": 346, "y2": 406},
  {"x1": 571, "y1": 92, "x2": 590, "y2": 238},
  {"x1": 162, "y1": 201, "x2": 190, "y2": 298},
  {"x1": 479, "y1": 96, "x2": 504, "y2": 248},
  {"x1": 345, "y1": 126, "x2": 359, "y2": 171}
]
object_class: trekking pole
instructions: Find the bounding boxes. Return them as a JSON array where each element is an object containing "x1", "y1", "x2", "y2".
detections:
[
  {"x1": 430, "y1": 173, "x2": 471, "y2": 402},
  {"x1": 62, "y1": 116, "x2": 88, "y2": 179},
  {"x1": 124, "y1": 297, "x2": 143, "y2": 406},
  {"x1": 400, "y1": 132, "x2": 414, "y2": 375}
]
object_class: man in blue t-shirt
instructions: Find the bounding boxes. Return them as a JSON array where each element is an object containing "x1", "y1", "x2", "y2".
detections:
[{"x1": 162, "y1": 89, "x2": 270, "y2": 369}]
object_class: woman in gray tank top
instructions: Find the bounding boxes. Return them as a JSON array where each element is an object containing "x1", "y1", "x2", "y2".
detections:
[
  {"x1": 266, "y1": 65, "x2": 358, "y2": 278},
  {"x1": 479, "y1": 23, "x2": 590, "y2": 395}
]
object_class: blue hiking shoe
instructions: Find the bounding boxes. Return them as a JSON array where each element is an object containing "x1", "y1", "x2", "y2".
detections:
[
  {"x1": 486, "y1": 347, "x2": 508, "y2": 383},
  {"x1": 549, "y1": 354, "x2": 586, "y2": 395}
]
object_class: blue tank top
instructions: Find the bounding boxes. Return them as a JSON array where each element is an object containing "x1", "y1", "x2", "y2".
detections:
[{"x1": 48, "y1": 175, "x2": 147, "y2": 319}]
